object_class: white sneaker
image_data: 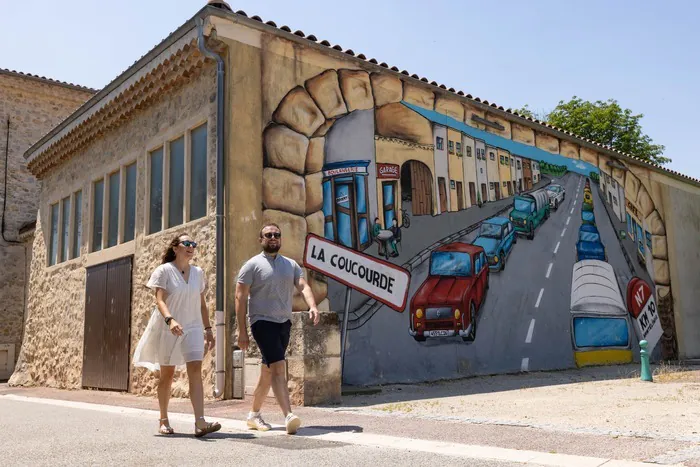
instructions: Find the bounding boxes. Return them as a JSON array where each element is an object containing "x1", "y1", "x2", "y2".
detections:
[
  {"x1": 285, "y1": 413, "x2": 301, "y2": 434},
  {"x1": 247, "y1": 414, "x2": 271, "y2": 432}
]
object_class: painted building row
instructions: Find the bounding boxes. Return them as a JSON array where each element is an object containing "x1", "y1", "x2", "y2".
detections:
[{"x1": 8, "y1": 2, "x2": 700, "y2": 400}]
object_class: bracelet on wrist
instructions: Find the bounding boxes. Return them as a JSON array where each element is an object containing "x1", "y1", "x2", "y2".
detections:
[{"x1": 204, "y1": 326, "x2": 212, "y2": 331}]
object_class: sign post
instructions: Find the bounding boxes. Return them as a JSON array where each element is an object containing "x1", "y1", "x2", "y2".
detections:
[
  {"x1": 303, "y1": 234, "x2": 411, "y2": 375},
  {"x1": 626, "y1": 277, "x2": 663, "y2": 353}
]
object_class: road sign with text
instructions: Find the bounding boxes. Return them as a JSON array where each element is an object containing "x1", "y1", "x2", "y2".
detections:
[
  {"x1": 626, "y1": 277, "x2": 663, "y2": 351},
  {"x1": 303, "y1": 234, "x2": 411, "y2": 312}
]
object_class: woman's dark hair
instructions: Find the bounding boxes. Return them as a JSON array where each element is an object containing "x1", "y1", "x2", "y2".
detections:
[{"x1": 162, "y1": 233, "x2": 189, "y2": 264}]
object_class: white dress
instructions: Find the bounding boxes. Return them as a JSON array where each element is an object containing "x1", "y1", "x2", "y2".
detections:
[{"x1": 132, "y1": 262, "x2": 207, "y2": 371}]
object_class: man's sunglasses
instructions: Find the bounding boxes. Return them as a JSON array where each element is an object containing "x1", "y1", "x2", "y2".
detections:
[
  {"x1": 263, "y1": 232, "x2": 281, "y2": 239},
  {"x1": 180, "y1": 240, "x2": 197, "y2": 248}
]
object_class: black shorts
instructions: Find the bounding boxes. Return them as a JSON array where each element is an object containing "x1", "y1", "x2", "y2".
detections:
[{"x1": 251, "y1": 319, "x2": 292, "y2": 366}]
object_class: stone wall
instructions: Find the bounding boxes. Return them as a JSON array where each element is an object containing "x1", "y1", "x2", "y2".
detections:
[
  {"x1": 10, "y1": 64, "x2": 218, "y2": 396},
  {"x1": 0, "y1": 72, "x2": 93, "y2": 368}
]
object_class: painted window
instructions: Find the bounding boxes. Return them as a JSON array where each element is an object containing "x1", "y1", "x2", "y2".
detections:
[
  {"x1": 456, "y1": 142, "x2": 462, "y2": 155},
  {"x1": 60, "y1": 196, "x2": 70, "y2": 262},
  {"x1": 448, "y1": 140, "x2": 455, "y2": 153},
  {"x1": 489, "y1": 182, "x2": 494, "y2": 190},
  {"x1": 466, "y1": 146, "x2": 472, "y2": 157},
  {"x1": 430, "y1": 251, "x2": 472, "y2": 277},
  {"x1": 490, "y1": 152, "x2": 495, "y2": 161},
  {"x1": 49, "y1": 203, "x2": 59, "y2": 266},
  {"x1": 148, "y1": 122, "x2": 209, "y2": 235},
  {"x1": 500, "y1": 155, "x2": 505, "y2": 164},
  {"x1": 510, "y1": 158, "x2": 514, "y2": 167},
  {"x1": 573, "y1": 317, "x2": 629, "y2": 348},
  {"x1": 436, "y1": 136, "x2": 444, "y2": 150},
  {"x1": 517, "y1": 160, "x2": 521, "y2": 169}
]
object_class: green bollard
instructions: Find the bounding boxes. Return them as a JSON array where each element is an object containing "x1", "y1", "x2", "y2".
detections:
[{"x1": 640, "y1": 340, "x2": 653, "y2": 382}]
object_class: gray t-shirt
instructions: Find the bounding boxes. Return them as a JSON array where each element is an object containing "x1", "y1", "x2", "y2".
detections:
[{"x1": 237, "y1": 252, "x2": 303, "y2": 325}]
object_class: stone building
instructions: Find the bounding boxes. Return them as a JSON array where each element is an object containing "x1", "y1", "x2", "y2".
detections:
[
  {"x1": 0, "y1": 69, "x2": 94, "y2": 379},
  {"x1": 10, "y1": 2, "x2": 700, "y2": 398}
]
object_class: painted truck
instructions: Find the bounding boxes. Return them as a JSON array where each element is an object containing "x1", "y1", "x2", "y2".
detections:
[
  {"x1": 509, "y1": 189, "x2": 550, "y2": 239},
  {"x1": 569, "y1": 260, "x2": 633, "y2": 367}
]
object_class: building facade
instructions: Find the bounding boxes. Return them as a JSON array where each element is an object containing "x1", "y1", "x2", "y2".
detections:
[{"x1": 0, "y1": 69, "x2": 94, "y2": 379}]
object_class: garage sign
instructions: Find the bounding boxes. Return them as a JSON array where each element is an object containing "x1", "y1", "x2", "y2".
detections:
[
  {"x1": 626, "y1": 277, "x2": 663, "y2": 351},
  {"x1": 303, "y1": 234, "x2": 411, "y2": 312}
]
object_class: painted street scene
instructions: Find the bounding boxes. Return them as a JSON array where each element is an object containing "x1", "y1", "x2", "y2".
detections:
[{"x1": 3, "y1": 1, "x2": 700, "y2": 466}]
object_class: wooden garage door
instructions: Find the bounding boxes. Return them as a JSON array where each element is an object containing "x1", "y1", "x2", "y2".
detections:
[
  {"x1": 82, "y1": 256, "x2": 132, "y2": 391},
  {"x1": 409, "y1": 161, "x2": 433, "y2": 216}
]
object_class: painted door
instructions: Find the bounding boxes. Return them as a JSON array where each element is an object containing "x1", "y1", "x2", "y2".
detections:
[
  {"x1": 456, "y1": 182, "x2": 465, "y2": 210},
  {"x1": 335, "y1": 180, "x2": 355, "y2": 248},
  {"x1": 438, "y1": 177, "x2": 448, "y2": 213},
  {"x1": 469, "y1": 182, "x2": 477, "y2": 205},
  {"x1": 82, "y1": 256, "x2": 132, "y2": 391},
  {"x1": 408, "y1": 161, "x2": 433, "y2": 216},
  {"x1": 481, "y1": 183, "x2": 487, "y2": 204},
  {"x1": 382, "y1": 181, "x2": 396, "y2": 229}
]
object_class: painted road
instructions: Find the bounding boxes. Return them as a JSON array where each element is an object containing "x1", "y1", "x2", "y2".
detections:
[{"x1": 343, "y1": 173, "x2": 635, "y2": 385}]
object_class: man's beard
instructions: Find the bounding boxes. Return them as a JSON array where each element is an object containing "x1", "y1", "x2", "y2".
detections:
[{"x1": 263, "y1": 243, "x2": 280, "y2": 253}]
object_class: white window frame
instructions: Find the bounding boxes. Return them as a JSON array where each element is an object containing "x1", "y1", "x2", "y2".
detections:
[{"x1": 144, "y1": 115, "x2": 209, "y2": 238}]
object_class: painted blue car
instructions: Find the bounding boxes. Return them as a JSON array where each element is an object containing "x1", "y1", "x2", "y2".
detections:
[
  {"x1": 473, "y1": 217, "x2": 517, "y2": 271},
  {"x1": 581, "y1": 210, "x2": 596, "y2": 226},
  {"x1": 576, "y1": 224, "x2": 607, "y2": 262}
]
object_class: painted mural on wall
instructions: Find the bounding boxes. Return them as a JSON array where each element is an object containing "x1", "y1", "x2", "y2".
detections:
[{"x1": 263, "y1": 67, "x2": 676, "y2": 386}]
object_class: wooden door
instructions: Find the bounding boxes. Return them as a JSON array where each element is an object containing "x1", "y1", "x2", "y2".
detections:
[
  {"x1": 408, "y1": 161, "x2": 433, "y2": 215},
  {"x1": 438, "y1": 177, "x2": 448, "y2": 212},
  {"x1": 456, "y1": 182, "x2": 465, "y2": 210},
  {"x1": 82, "y1": 256, "x2": 132, "y2": 391},
  {"x1": 481, "y1": 184, "x2": 487, "y2": 203},
  {"x1": 469, "y1": 182, "x2": 477, "y2": 206}
]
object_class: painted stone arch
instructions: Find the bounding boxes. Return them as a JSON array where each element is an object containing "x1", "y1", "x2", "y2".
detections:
[{"x1": 600, "y1": 159, "x2": 677, "y2": 359}]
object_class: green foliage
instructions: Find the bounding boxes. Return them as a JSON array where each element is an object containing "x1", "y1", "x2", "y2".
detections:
[
  {"x1": 538, "y1": 160, "x2": 567, "y2": 177},
  {"x1": 589, "y1": 172, "x2": 600, "y2": 183},
  {"x1": 546, "y1": 97, "x2": 669, "y2": 165}
]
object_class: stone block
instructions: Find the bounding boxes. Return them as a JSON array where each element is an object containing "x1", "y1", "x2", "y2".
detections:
[
  {"x1": 580, "y1": 147, "x2": 598, "y2": 166},
  {"x1": 305, "y1": 137, "x2": 325, "y2": 174},
  {"x1": 403, "y1": 83, "x2": 435, "y2": 110},
  {"x1": 464, "y1": 103, "x2": 487, "y2": 130},
  {"x1": 560, "y1": 140, "x2": 580, "y2": 160},
  {"x1": 645, "y1": 210, "x2": 666, "y2": 236},
  {"x1": 375, "y1": 103, "x2": 433, "y2": 146},
  {"x1": 511, "y1": 123, "x2": 535, "y2": 145},
  {"x1": 338, "y1": 69, "x2": 374, "y2": 112},
  {"x1": 370, "y1": 73, "x2": 403, "y2": 107},
  {"x1": 612, "y1": 167, "x2": 626, "y2": 186},
  {"x1": 306, "y1": 210, "x2": 324, "y2": 237},
  {"x1": 313, "y1": 119, "x2": 335, "y2": 137},
  {"x1": 263, "y1": 209, "x2": 306, "y2": 265},
  {"x1": 651, "y1": 235, "x2": 668, "y2": 260},
  {"x1": 305, "y1": 70, "x2": 348, "y2": 119},
  {"x1": 637, "y1": 185, "x2": 655, "y2": 218},
  {"x1": 273, "y1": 86, "x2": 325, "y2": 137},
  {"x1": 598, "y1": 154, "x2": 611, "y2": 175},
  {"x1": 435, "y1": 96, "x2": 465, "y2": 121},
  {"x1": 535, "y1": 131, "x2": 559, "y2": 154},
  {"x1": 484, "y1": 112, "x2": 511, "y2": 139},
  {"x1": 653, "y1": 259, "x2": 670, "y2": 286},
  {"x1": 305, "y1": 172, "x2": 324, "y2": 214},
  {"x1": 264, "y1": 124, "x2": 308, "y2": 175},
  {"x1": 262, "y1": 168, "x2": 306, "y2": 216},
  {"x1": 625, "y1": 172, "x2": 640, "y2": 204},
  {"x1": 656, "y1": 285, "x2": 671, "y2": 300}
]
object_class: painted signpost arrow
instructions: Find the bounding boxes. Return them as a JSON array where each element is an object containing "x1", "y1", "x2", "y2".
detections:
[
  {"x1": 626, "y1": 276, "x2": 663, "y2": 353},
  {"x1": 303, "y1": 233, "x2": 411, "y2": 373}
]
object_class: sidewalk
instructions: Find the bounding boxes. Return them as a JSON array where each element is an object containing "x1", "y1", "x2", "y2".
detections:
[{"x1": 3, "y1": 362, "x2": 700, "y2": 465}]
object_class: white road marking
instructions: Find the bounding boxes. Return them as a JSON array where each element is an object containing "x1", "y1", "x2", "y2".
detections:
[
  {"x1": 546, "y1": 263, "x2": 553, "y2": 278},
  {"x1": 554, "y1": 241, "x2": 560, "y2": 254},
  {"x1": 525, "y1": 319, "x2": 535, "y2": 343},
  {"x1": 535, "y1": 288, "x2": 544, "y2": 308},
  {"x1": 521, "y1": 357, "x2": 529, "y2": 371},
  {"x1": 561, "y1": 227, "x2": 567, "y2": 237},
  {"x1": 0, "y1": 394, "x2": 659, "y2": 467},
  {"x1": 570, "y1": 207, "x2": 574, "y2": 214},
  {"x1": 566, "y1": 216, "x2": 571, "y2": 225}
]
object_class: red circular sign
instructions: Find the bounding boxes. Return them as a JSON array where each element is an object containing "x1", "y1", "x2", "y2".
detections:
[{"x1": 626, "y1": 276, "x2": 652, "y2": 319}]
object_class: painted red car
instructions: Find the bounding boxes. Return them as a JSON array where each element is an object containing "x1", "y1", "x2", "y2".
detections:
[{"x1": 409, "y1": 242, "x2": 489, "y2": 342}]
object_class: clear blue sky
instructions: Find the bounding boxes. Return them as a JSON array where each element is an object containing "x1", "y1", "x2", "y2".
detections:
[{"x1": 2, "y1": 0, "x2": 698, "y2": 179}]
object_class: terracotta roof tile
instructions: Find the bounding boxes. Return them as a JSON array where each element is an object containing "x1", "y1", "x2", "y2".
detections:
[
  {"x1": 235, "y1": 10, "x2": 247, "y2": 16},
  {"x1": 306, "y1": 34, "x2": 317, "y2": 41},
  {"x1": 294, "y1": 30, "x2": 305, "y2": 37},
  {"x1": 320, "y1": 40, "x2": 331, "y2": 46},
  {"x1": 357, "y1": 53, "x2": 366, "y2": 59},
  {"x1": 266, "y1": 20, "x2": 277, "y2": 27},
  {"x1": 369, "y1": 58, "x2": 378, "y2": 64},
  {"x1": 280, "y1": 25, "x2": 292, "y2": 32},
  {"x1": 0, "y1": 68, "x2": 97, "y2": 93},
  {"x1": 411, "y1": 74, "x2": 419, "y2": 79},
  {"x1": 344, "y1": 49, "x2": 355, "y2": 56},
  {"x1": 251, "y1": 15, "x2": 263, "y2": 22},
  {"x1": 332, "y1": 44, "x2": 342, "y2": 51},
  {"x1": 457, "y1": 91, "x2": 464, "y2": 96}
]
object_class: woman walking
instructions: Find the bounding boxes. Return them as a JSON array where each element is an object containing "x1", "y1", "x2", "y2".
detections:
[{"x1": 133, "y1": 233, "x2": 221, "y2": 437}]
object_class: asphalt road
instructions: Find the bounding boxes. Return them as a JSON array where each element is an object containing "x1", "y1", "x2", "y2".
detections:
[
  {"x1": 343, "y1": 173, "x2": 635, "y2": 385},
  {"x1": 0, "y1": 398, "x2": 531, "y2": 467}
]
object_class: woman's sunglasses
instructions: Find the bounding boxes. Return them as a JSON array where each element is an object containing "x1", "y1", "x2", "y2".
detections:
[
  {"x1": 180, "y1": 240, "x2": 197, "y2": 248},
  {"x1": 263, "y1": 232, "x2": 281, "y2": 239}
]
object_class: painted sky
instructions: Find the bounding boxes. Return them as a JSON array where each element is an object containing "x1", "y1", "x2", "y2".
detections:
[{"x1": 2, "y1": 0, "x2": 698, "y2": 179}]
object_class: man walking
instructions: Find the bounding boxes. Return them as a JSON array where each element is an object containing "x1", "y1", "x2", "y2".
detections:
[{"x1": 235, "y1": 223, "x2": 320, "y2": 434}]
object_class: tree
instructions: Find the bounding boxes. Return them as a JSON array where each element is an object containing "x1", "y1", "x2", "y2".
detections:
[
  {"x1": 513, "y1": 105, "x2": 549, "y2": 122},
  {"x1": 514, "y1": 98, "x2": 669, "y2": 165}
]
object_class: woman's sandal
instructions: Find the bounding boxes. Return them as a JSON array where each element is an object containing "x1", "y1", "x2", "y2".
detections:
[
  {"x1": 194, "y1": 416, "x2": 221, "y2": 438},
  {"x1": 158, "y1": 418, "x2": 174, "y2": 435}
]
